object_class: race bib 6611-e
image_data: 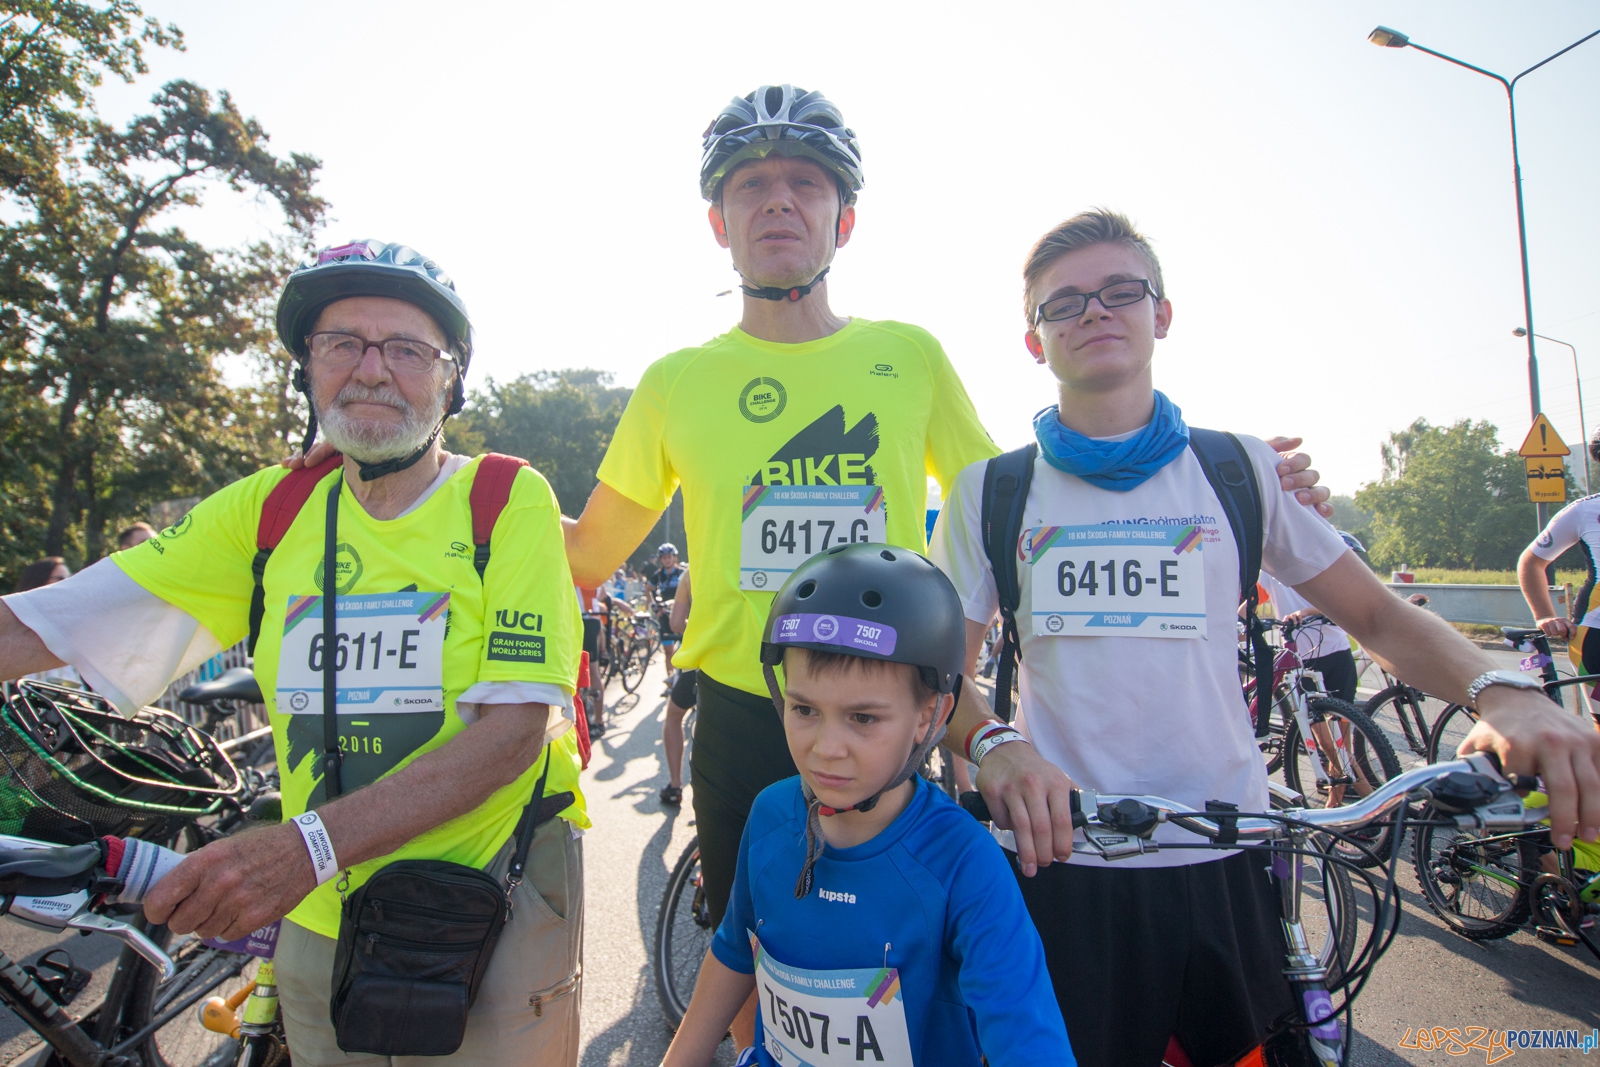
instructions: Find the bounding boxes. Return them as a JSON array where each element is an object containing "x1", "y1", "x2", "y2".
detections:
[
  {"x1": 276, "y1": 591, "x2": 449, "y2": 714},
  {"x1": 1026, "y1": 524, "x2": 1207, "y2": 638},
  {"x1": 753, "y1": 934, "x2": 913, "y2": 1067},
  {"x1": 740, "y1": 485, "x2": 887, "y2": 591}
]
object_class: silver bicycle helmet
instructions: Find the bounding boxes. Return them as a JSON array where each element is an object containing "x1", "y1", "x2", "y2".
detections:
[{"x1": 700, "y1": 85, "x2": 863, "y2": 204}]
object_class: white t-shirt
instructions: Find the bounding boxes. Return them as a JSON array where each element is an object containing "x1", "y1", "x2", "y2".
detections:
[
  {"x1": 930, "y1": 434, "x2": 1348, "y2": 867},
  {"x1": 1258, "y1": 572, "x2": 1352, "y2": 662},
  {"x1": 1528, "y1": 493, "x2": 1600, "y2": 627}
]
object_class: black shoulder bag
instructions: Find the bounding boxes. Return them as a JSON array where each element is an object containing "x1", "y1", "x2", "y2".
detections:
[{"x1": 308, "y1": 478, "x2": 574, "y2": 1056}]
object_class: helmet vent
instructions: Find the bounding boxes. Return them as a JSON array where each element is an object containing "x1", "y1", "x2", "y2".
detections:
[
  {"x1": 861, "y1": 590, "x2": 883, "y2": 609},
  {"x1": 880, "y1": 550, "x2": 896, "y2": 562},
  {"x1": 764, "y1": 85, "x2": 785, "y2": 116},
  {"x1": 796, "y1": 580, "x2": 817, "y2": 599}
]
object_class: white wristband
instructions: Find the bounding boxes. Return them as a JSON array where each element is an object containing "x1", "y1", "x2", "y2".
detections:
[
  {"x1": 292, "y1": 811, "x2": 340, "y2": 885},
  {"x1": 972, "y1": 726, "x2": 1029, "y2": 766}
]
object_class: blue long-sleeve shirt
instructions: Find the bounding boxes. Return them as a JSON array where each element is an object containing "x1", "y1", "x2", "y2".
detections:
[{"x1": 711, "y1": 775, "x2": 1075, "y2": 1066}]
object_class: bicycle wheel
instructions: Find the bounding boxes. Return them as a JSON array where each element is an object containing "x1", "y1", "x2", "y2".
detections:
[
  {"x1": 1412, "y1": 810, "x2": 1531, "y2": 939},
  {"x1": 1362, "y1": 684, "x2": 1435, "y2": 762},
  {"x1": 1425, "y1": 701, "x2": 1478, "y2": 764},
  {"x1": 1257, "y1": 684, "x2": 1291, "y2": 776},
  {"x1": 123, "y1": 930, "x2": 262, "y2": 1067},
  {"x1": 1281, "y1": 697, "x2": 1402, "y2": 866},
  {"x1": 621, "y1": 634, "x2": 652, "y2": 694},
  {"x1": 654, "y1": 837, "x2": 713, "y2": 1028},
  {"x1": 1293, "y1": 844, "x2": 1359, "y2": 985}
]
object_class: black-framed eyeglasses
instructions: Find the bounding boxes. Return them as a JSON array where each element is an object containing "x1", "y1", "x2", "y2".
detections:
[
  {"x1": 306, "y1": 331, "x2": 456, "y2": 374},
  {"x1": 1033, "y1": 279, "x2": 1158, "y2": 326}
]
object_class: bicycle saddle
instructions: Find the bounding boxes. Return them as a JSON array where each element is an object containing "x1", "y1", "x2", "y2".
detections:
[
  {"x1": 1500, "y1": 627, "x2": 1544, "y2": 643},
  {"x1": 178, "y1": 667, "x2": 262, "y2": 707},
  {"x1": 0, "y1": 841, "x2": 103, "y2": 896}
]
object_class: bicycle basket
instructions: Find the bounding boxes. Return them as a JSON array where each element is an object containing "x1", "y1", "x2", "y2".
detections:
[{"x1": 0, "y1": 681, "x2": 246, "y2": 844}]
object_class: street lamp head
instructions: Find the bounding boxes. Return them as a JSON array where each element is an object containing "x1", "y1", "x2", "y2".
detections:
[
  {"x1": 1513, "y1": 327, "x2": 1528, "y2": 337},
  {"x1": 1368, "y1": 26, "x2": 1411, "y2": 48}
]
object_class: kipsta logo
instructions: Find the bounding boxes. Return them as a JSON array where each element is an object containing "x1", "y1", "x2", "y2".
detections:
[
  {"x1": 738, "y1": 377, "x2": 787, "y2": 423},
  {"x1": 812, "y1": 615, "x2": 839, "y2": 641},
  {"x1": 869, "y1": 363, "x2": 898, "y2": 378}
]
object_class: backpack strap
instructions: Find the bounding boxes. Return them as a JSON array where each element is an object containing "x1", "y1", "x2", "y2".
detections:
[
  {"x1": 1187, "y1": 429, "x2": 1272, "y2": 736},
  {"x1": 979, "y1": 444, "x2": 1037, "y2": 723},
  {"x1": 469, "y1": 453, "x2": 530, "y2": 581},
  {"x1": 249, "y1": 453, "x2": 343, "y2": 655}
]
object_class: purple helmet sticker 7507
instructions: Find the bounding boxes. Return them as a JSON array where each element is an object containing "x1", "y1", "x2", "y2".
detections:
[{"x1": 771, "y1": 613, "x2": 898, "y2": 657}]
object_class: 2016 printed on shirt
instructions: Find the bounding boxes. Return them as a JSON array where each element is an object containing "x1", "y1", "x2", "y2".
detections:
[{"x1": 1026, "y1": 524, "x2": 1207, "y2": 638}]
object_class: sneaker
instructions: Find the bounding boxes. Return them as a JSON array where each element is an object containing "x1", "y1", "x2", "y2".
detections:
[{"x1": 659, "y1": 784, "x2": 683, "y2": 806}]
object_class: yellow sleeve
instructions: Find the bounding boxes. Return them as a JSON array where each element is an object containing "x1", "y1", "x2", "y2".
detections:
[
  {"x1": 112, "y1": 466, "x2": 290, "y2": 648},
  {"x1": 477, "y1": 466, "x2": 583, "y2": 689},
  {"x1": 596, "y1": 358, "x2": 678, "y2": 511},
  {"x1": 921, "y1": 334, "x2": 1000, "y2": 495}
]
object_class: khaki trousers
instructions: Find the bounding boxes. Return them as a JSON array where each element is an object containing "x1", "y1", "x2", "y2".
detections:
[{"x1": 275, "y1": 818, "x2": 583, "y2": 1067}]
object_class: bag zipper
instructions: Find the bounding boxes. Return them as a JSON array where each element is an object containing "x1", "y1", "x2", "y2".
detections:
[
  {"x1": 368, "y1": 898, "x2": 496, "y2": 928},
  {"x1": 362, "y1": 930, "x2": 486, "y2": 955}
]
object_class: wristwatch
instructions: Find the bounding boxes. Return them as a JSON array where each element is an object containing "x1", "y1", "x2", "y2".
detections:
[{"x1": 1464, "y1": 669, "x2": 1543, "y2": 709}]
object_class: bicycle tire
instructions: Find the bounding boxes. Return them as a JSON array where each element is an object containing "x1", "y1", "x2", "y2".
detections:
[
  {"x1": 1424, "y1": 701, "x2": 1478, "y2": 765},
  {"x1": 621, "y1": 635, "x2": 652, "y2": 694},
  {"x1": 1257, "y1": 684, "x2": 1291, "y2": 776},
  {"x1": 123, "y1": 929, "x2": 262, "y2": 1067},
  {"x1": 1412, "y1": 807, "x2": 1531, "y2": 939},
  {"x1": 1361, "y1": 684, "x2": 1433, "y2": 761},
  {"x1": 654, "y1": 837, "x2": 713, "y2": 1029},
  {"x1": 1303, "y1": 846, "x2": 1359, "y2": 985},
  {"x1": 1281, "y1": 697, "x2": 1402, "y2": 867}
]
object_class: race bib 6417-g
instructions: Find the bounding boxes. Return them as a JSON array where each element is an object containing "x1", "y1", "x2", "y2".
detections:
[
  {"x1": 1026, "y1": 524, "x2": 1207, "y2": 638},
  {"x1": 740, "y1": 485, "x2": 886, "y2": 591}
]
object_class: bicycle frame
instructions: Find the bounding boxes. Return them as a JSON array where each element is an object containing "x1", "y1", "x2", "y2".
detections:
[{"x1": 1258, "y1": 619, "x2": 1362, "y2": 802}]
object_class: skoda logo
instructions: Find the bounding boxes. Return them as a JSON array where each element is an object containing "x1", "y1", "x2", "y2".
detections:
[
  {"x1": 1045, "y1": 615, "x2": 1064, "y2": 633},
  {"x1": 812, "y1": 615, "x2": 839, "y2": 641},
  {"x1": 161, "y1": 514, "x2": 193, "y2": 539},
  {"x1": 289, "y1": 691, "x2": 310, "y2": 712},
  {"x1": 738, "y1": 376, "x2": 787, "y2": 423}
]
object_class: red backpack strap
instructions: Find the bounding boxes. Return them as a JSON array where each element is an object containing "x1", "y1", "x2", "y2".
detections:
[
  {"x1": 248, "y1": 453, "x2": 343, "y2": 654},
  {"x1": 469, "y1": 453, "x2": 529, "y2": 581}
]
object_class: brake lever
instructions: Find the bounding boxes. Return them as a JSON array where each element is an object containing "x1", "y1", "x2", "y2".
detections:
[{"x1": 65, "y1": 913, "x2": 175, "y2": 980}]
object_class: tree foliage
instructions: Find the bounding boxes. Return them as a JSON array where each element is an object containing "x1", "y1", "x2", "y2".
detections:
[
  {"x1": 1354, "y1": 418, "x2": 1572, "y2": 571},
  {"x1": 0, "y1": 3, "x2": 323, "y2": 587}
]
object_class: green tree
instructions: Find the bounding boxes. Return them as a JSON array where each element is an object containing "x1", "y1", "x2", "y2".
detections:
[{"x1": 1354, "y1": 418, "x2": 1572, "y2": 571}]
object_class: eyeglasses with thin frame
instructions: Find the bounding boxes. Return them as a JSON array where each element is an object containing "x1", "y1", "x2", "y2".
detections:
[
  {"x1": 306, "y1": 332, "x2": 456, "y2": 375},
  {"x1": 1033, "y1": 279, "x2": 1158, "y2": 326}
]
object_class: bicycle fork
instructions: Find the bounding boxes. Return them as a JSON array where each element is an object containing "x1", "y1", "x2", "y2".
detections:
[{"x1": 1276, "y1": 829, "x2": 1341, "y2": 1067}]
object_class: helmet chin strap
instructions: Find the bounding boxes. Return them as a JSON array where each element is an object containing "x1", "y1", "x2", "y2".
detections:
[
  {"x1": 352, "y1": 419, "x2": 443, "y2": 482},
  {"x1": 764, "y1": 662, "x2": 959, "y2": 899},
  {"x1": 740, "y1": 266, "x2": 829, "y2": 303}
]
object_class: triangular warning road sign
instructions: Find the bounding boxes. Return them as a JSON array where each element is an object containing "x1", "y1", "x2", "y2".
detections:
[{"x1": 1518, "y1": 413, "x2": 1570, "y2": 458}]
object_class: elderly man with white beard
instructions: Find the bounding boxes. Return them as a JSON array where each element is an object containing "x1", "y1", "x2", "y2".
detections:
[{"x1": 0, "y1": 241, "x2": 590, "y2": 1066}]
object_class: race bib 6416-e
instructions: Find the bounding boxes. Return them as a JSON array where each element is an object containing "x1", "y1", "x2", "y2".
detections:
[
  {"x1": 753, "y1": 934, "x2": 913, "y2": 1066},
  {"x1": 740, "y1": 485, "x2": 886, "y2": 591},
  {"x1": 1026, "y1": 524, "x2": 1207, "y2": 638}
]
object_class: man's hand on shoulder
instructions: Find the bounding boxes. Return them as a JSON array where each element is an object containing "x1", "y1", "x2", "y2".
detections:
[
  {"x1": 143, "y1": 824, "x2": 317, "y2": 941},
  {"x1": 281, "y1": 441, "x2": 339, "y2": 470},
  {"x1": 1266, "y1": 436, "x2": 1333, "y2": 518},
  {"x1": 1460, "y1": 687, "x2": 1600, "y2": 849},
  {"x1": 975, "y1": 741, "x2": 1078, "y2": 877}
]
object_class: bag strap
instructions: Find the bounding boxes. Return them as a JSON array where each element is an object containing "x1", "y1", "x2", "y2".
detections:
[
  {"x1": 322, "y1": 478, "x2": 344, "y2": 798},
  {"x1": 1187, "y1": 429, "x2": 1272, "y2": 736},
  {"x1": 979, "y1": 443, "x2": 1037, "y2": 724},
  {"x1": 504, "y1": 745, "x2": 575, "y2": 908},
  {"x1": 249, "y1": 453, "x2": 343, "y2": 654},
  {"x1": 470, "y1": 454, "x2": 529, "y2": 581}
]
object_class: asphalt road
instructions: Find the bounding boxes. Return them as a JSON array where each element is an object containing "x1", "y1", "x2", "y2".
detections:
[{"x1": 0, "y1": 645, "x2": 1593, "y2": 1066}]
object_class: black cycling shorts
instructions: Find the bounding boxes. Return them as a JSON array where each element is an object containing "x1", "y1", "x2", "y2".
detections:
[
  {"x1": 581, "y1": 616, "x2": 602, "y2": 664},
  {"x1": 689, "y1": 673, "x2": 796, "y2": 928},
  {"x1": 1304, "y1": 649, "x2": 1357, "y2": 704},
  {"x1": 1015, "y1": 850, "x2": 1294, "y2": 1067},
  {"x1": 669, "y1": 668, "x2": 698, "y2": 709}
]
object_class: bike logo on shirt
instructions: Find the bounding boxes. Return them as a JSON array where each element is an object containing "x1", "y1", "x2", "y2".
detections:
[
  {"x1": 312, "y1": 543, "x2": 364, "y2": 595},
  {"x1": 739, "y1": 377, "x2": 788, "y2": 423}
]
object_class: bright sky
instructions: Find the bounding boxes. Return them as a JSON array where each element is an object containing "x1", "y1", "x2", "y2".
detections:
[{"x1": 100, "y1": 1, "x2": 1600, "y2": 497}]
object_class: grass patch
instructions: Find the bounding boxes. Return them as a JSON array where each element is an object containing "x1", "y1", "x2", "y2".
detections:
[{"x1": 1397, "y1": 567, "x2": 1587, "y2": 587}]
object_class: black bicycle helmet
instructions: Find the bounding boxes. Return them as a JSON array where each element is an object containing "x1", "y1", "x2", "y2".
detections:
[
  {"x1": 274, "y1": 240, "x2": 473, "y2": 477},
  {"x1": 700, "y1": 84, "x2": 864, "y2": 205},
  {"x1": 759, "y1": 542, "x2": 965, "y2": 897}
]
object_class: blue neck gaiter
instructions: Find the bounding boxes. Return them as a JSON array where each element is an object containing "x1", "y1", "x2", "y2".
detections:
[{"x1": 1032, "y1": 391, "x2": 1190, "y2": 491}]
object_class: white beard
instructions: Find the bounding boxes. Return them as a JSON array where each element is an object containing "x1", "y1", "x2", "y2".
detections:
[{"x1": 316, "y1": 380, "x2": 446, "y2": 463}]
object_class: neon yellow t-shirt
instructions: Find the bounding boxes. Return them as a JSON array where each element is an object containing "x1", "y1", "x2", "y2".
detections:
[
  {"x1": 114, "y1": 456, "x2": 587, "y2": 938},
  {"x1": 598, "y1": 318, "x2": 998, "y2": 695}
]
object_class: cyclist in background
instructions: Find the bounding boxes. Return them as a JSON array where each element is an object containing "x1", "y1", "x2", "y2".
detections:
[
  {"x1": 0, "y1": 240, "x2": 589, "y2": 1066},
  {"x1": 579, "y1": 581, "x2": 612, "y2": 737},
  {"x1": 1519, "y1": 446, "x2": 1600, "y2": 691},
  {"x1": 116, "y1": 523, "x2": 157, "y2": 550},
  {"x1": 649, "y1": 542, "x2": 688, "y2": 680},
  {"x1": 660, "y1": 567, "x2": 695, "y2": 806},
  {"x1": 932, "y1": 208, "x2": 1600, "y2": 1067},
  {"x1": 12, "y1": 557, "x2": 70, "y2": 592},
  {"x1": 1258, "y1": 571, "x2": 1357, "y2": 704}
]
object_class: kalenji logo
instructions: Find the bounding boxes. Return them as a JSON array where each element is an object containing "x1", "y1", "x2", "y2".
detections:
[{"x1": 818, "y1": 887, "x2": 857, "y2": 904}]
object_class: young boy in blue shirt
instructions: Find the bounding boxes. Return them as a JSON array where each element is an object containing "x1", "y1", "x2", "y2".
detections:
[{"x1": 662, "y1": 543, "x2": 1074, "y2": 1067}]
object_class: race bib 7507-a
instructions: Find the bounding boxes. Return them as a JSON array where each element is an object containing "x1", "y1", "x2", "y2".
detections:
[
  {"x1": 1025, "y1": 524, "x2": 1207, "y2": 638},
  {"x1": 752, "y1": 934, "x2": 913, "y2": 1066},
  {"x1": 740, "y1": 485, "x2": 887, "y2": 591}
]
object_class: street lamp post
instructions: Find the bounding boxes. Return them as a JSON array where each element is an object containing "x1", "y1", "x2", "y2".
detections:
[
  {"x1": 1369, "y1": 24, "x2": 1600, "y2": 526},
  {"x1": 1517, "y1": 327, "x2": 1588, "y2": 494}
]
